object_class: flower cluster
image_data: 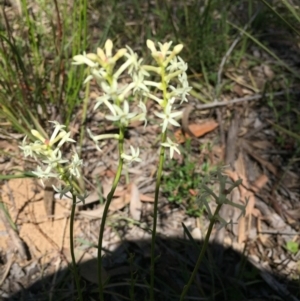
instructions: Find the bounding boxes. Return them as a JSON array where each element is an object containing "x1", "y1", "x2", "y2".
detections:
[
  {"x1": 73, "y1": 39, "x2": 191, "y2": 160},
  {"x1": 20, "y1": 121, "x2": 82, "y2": 186},
  {"x1": 142, "y1": 40, "x2": 192, "y2": 158},
  {"x1": 73, "y1": 39, "x2": 147, "y2": 163}
]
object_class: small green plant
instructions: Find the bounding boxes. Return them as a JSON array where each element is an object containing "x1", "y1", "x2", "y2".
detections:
[
  {"x1": 286, "y1": 241, "x2": 299, "y2": 254},
  {"x1": 162, "y1": 155, "x2": 204, "y2": 217}
]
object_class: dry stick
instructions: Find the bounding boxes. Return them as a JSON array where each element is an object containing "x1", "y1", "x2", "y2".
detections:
[
  {"x1": 0, "y1": 254, "x2": 14, "y2": 287},
  {"x1": 196, "y1": 90, "x2": 290, "y2": 110},
  {"x1": 182, "y1": 90, "x2": 292, "y2": 138}
]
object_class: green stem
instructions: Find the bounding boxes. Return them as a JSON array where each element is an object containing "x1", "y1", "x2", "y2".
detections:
[
  {"x1": 98, "y1": 128, "x2": 124, "y2": 301},
  {"x1": 70, "y1": 191, "x2": 83, "y2": 301},
  {"x1": 78, "y1": 77, "x2": 90, "y2": 157},
  {"x1": 179, "y1": 203, "x2": 223, "y2": 301},
  {"x1": 150, "y1": 130, "x2": 167, "y2": 301}
]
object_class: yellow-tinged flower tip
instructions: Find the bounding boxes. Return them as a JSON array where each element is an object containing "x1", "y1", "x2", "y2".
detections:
[
  {"x1": 31, "y1": 129, "x2": 45, "y2": 142},
  {"x1": 146, "y1": 39, "x2": 157, "y2": 53},
  {"x1": 86, "y1": 53, "x2": 98, "y2": 61},
  {"x1": 73, "y1": 54, "x2": 98, "y2": 67},
  {"x1": 105, "y1": 39, "x2": 113, "y2": 57},
  {"x1": 114, "y1": 48, "x2": 127, "y2": 60},
  {"x1": 96, "y1": 47, "x2": 106, "y2": 62},
  {"x1": 173, "y1": 44, "x2": 183, "y2": 54}
]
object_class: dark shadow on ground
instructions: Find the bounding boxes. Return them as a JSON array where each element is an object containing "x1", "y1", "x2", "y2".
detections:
[{"x1": 2, "y1": 234, "x2": 300, "y2": 301}]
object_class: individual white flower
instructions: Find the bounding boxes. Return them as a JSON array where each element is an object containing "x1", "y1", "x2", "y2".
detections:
[
  {"x1": 178, "y1": 72, "x2": 192, "y2": 103},
  {"x1": 20, "y1": 136, "x2": 35, "y2": 157},
  {"x1": 161, "y1": 137, "x2": 181, "y2": 159},
  {"x1": 87, "y1": 129, "x2": 119, "y2": 152},
  {"x1": 124, "y1": 46, "x2": 150, "y2": 78},
  {"x1": 72, "y1": 52, "x2": 98, "y2": 68},
  {"x1": 87, "y1": 129, "x2": 103, "y2": 152},
  {"x1": 69, "y1": 152, "x2": 83, "y2": 178},
  {"x1": 91, "y1": 67, "x2": 107, "y2": 83},
  {"x1": 138, "y1": 101, "x2": 147, "y2": 126},
  {"x1": 105, "y1": 100, "x2": 137, "y2": 126},
  {"x1": 154, "y1": 99, "x2": 182, "y2": 132},
  {"x1": 114, "y1": 58, "x2": 133, "y2": 79},
  {"x1": 132, "y1": 73, "x2": 149, "y2": 94},
  {"x1": 96, "y1": 39, "x2": 127, "y2": 67},
  {"x1": 167, "y1": 56, "x2": 188, "y2": 73},
  {"x1": 32, "y1": 121, "x2": 75, "y2": 149},
  {"x1": 94, "y1": 95, "x2": 116, "y2": 115},
  {"x1": 99, "y1": 77, "x2": 127, "y2": 102},
  {"x1": 121, "y1": 146, "x2": 142, "y2": 164},
  {"x1": 169, "y1": 83, "x2": 192, "y2": 104},
  {"x1": 32, "y1": 165, "x2": 58, "y2": 185},
  {"x1": 57, "y1": 130, "x2": 75, "y2": 148},
  {"x1": 117, "y1": 75, "x2": 149, "y2": 101},
  {"x1": 42, "y1": 148, "x2": 68, "y2": 167}
]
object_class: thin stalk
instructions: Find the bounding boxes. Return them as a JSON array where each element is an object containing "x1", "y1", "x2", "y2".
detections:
[
  {"x1": 150, "y1": 130, "x2": 166, "y2": 301},
  {"x1": 70, "y1": 191, "x2": 83, "y2": 301},
  {"x1": 98, "y1": 128, "x2": 124, "y2": 301},
  {"x1": 78, "y1": 77, "x2": 90, "y2": 157},
  {"x1": 179, "y1": 203, "x2": 223, "y2": 301}
]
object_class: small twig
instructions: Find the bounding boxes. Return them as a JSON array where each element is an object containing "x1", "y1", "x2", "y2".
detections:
[
  {"x1": 0, "y1": 254, "x2": 14, "y2": 287},
  {"x1": 182, "y1": 90, "x2": 295, "y2": 138},
  {"x1": 198, "y1": 90, "x2": 292, "y2": 110},
  {"x1": 258, "y1": 230, "x2": 300, "y2": 235}
]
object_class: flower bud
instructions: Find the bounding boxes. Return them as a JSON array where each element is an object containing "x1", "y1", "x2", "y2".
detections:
[
  {"x1": 146, "y1": 39, "x2": 157, "y2": 53},
  {"x1": 105, "y1": 39, "x2": 113, "y2": 57},
  {"x1": 113, "y1": 48, "x2": 127, "y2": 62},
  {"x1": 173, "y1": 44, "x2": 183, "y2": 55},
  {"x1": 31, "y1": 129, "x2": 45, "y2": 142}
]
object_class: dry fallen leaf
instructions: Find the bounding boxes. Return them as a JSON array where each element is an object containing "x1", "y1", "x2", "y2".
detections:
[
  {"x1": 109, "y1": 194, "x2": 130, "y2": 211},
  {"x1": 175, "y1": 120, "x2": 218, "y2": 143},
  {"x1": 102, "y1": 181, "x2": 125, "y2": 198}
]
